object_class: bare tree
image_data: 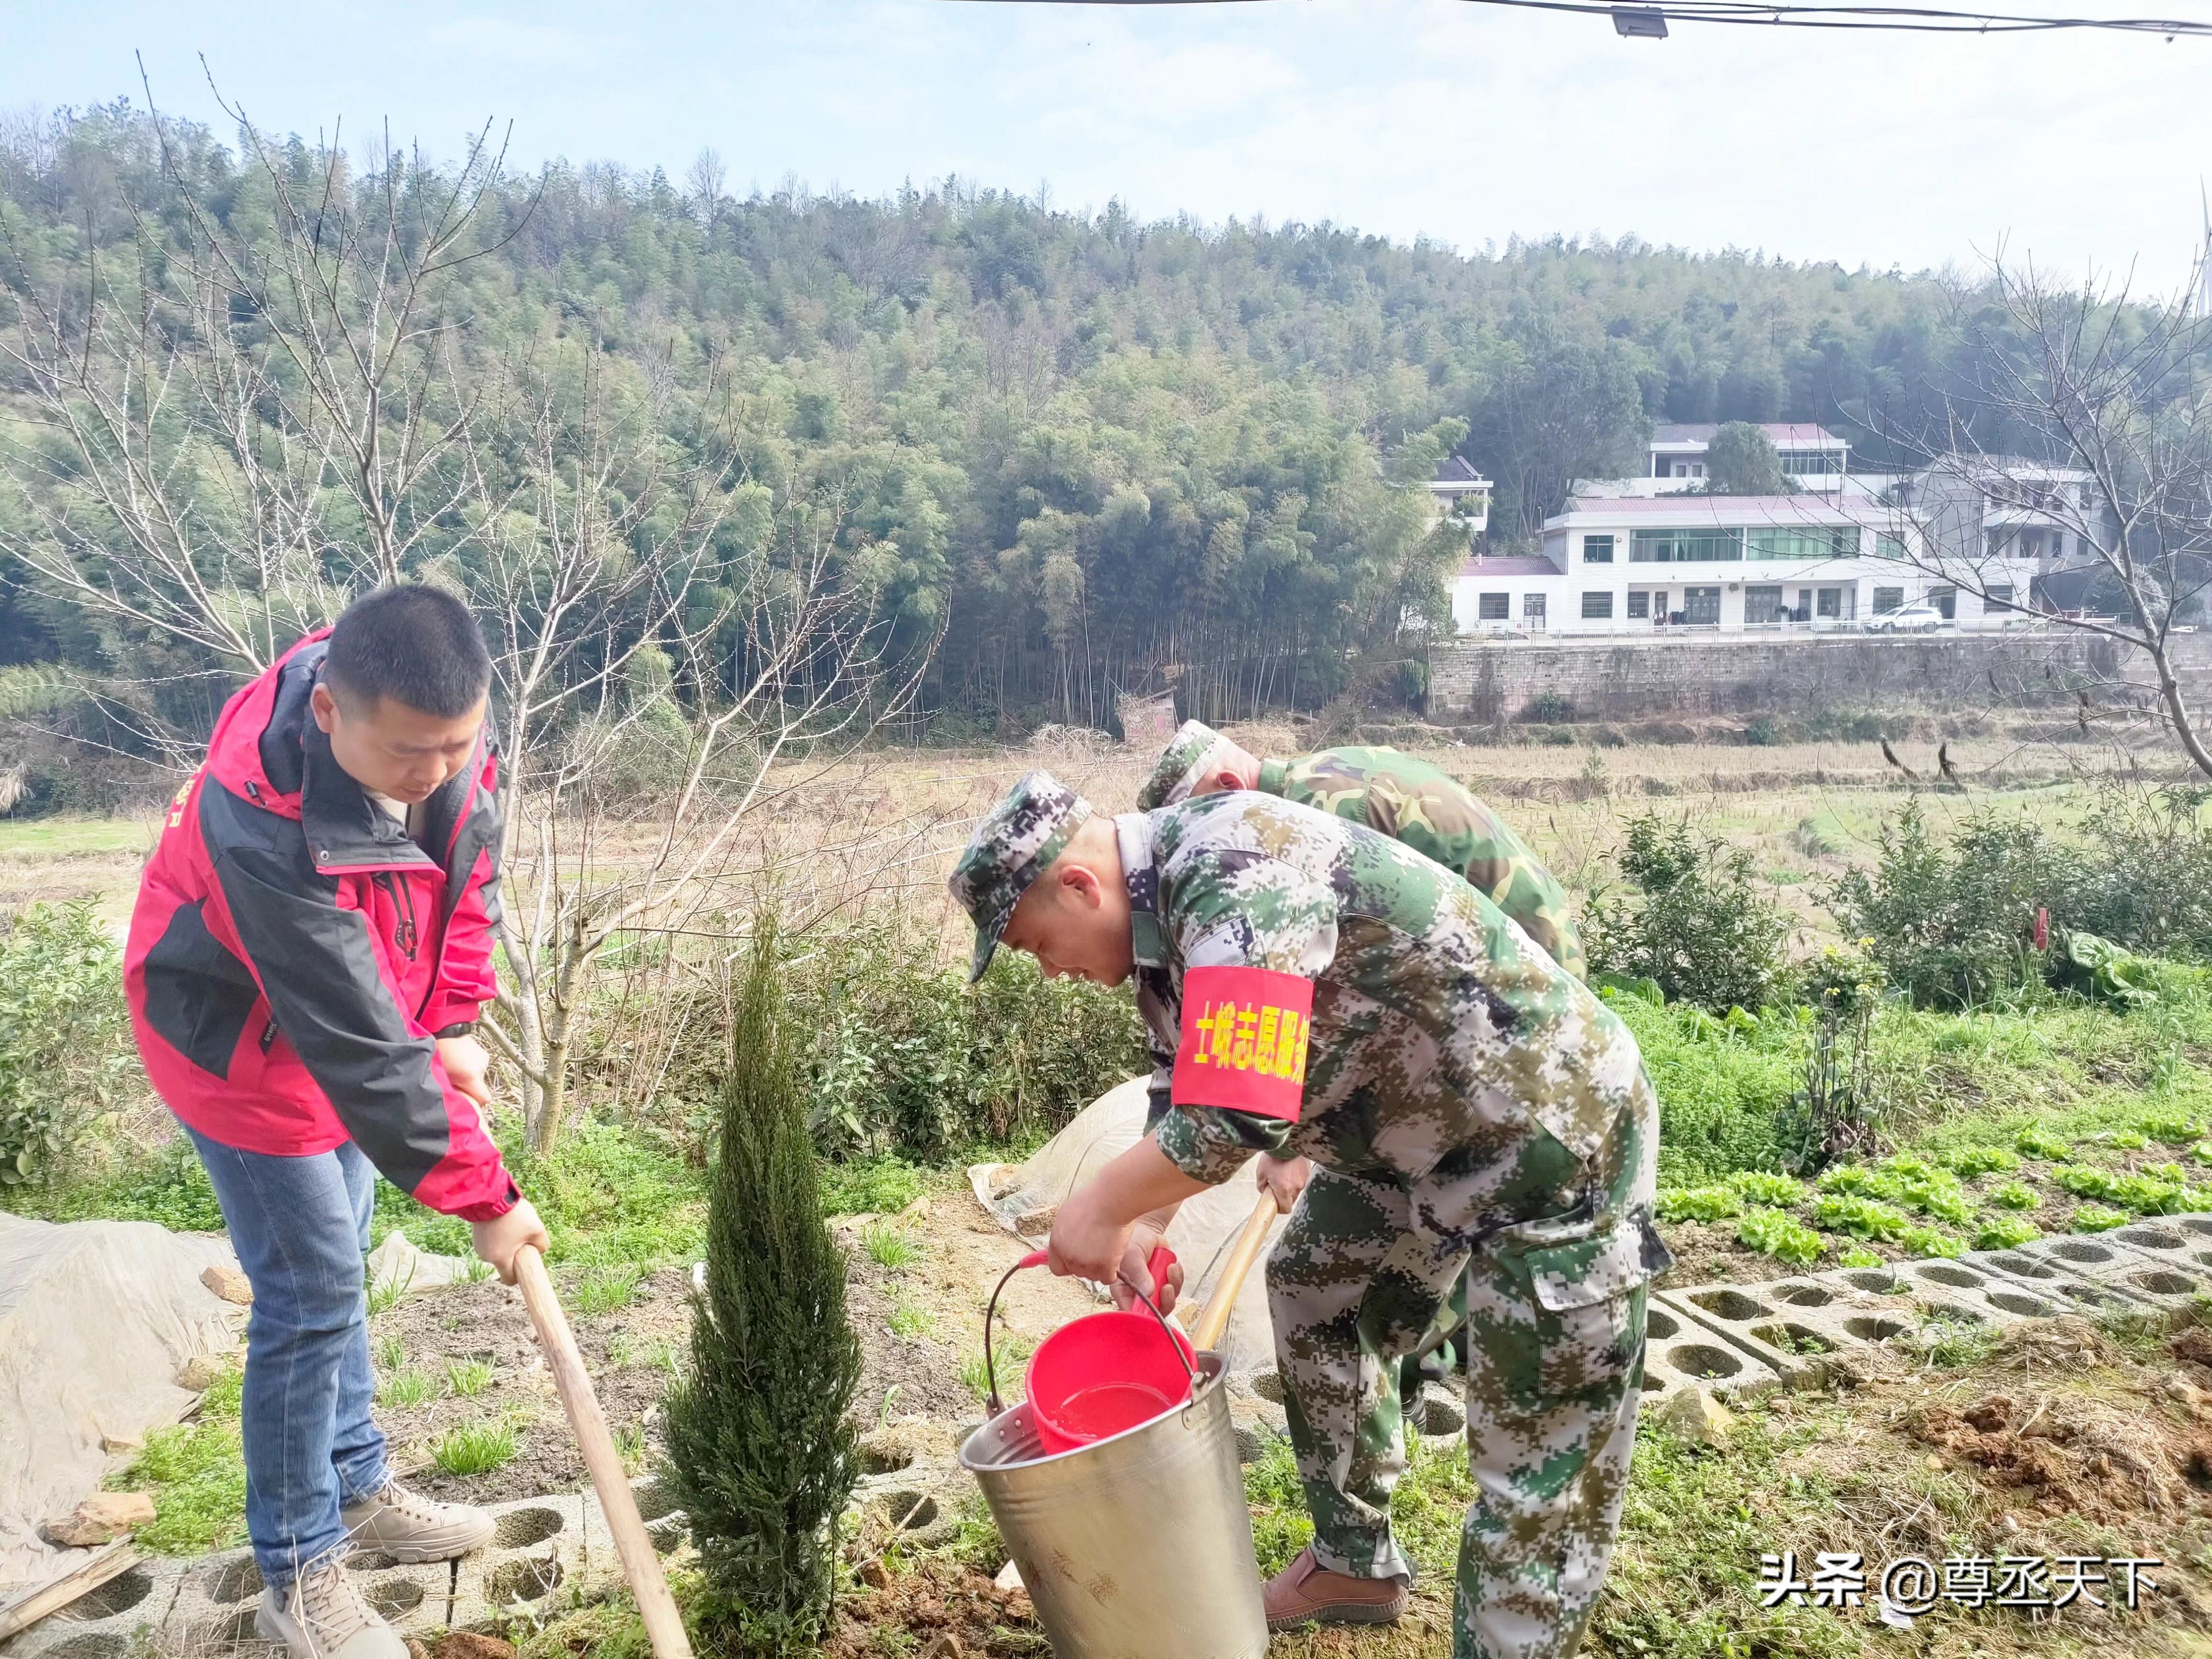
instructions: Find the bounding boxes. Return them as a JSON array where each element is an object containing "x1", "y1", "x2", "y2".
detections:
[
  {"x1": 1864, "y1": 255, "x2": 2212, "y2": 776},
  {"x1": 0, "y1": 99, "x2": 941, "y2": 1154},
  {"x1": 0, "y1": 84, "x2": 535, "y2": 770},
  {"x1": 685, "y1": 146, "x2": 728, "y2": 233}
]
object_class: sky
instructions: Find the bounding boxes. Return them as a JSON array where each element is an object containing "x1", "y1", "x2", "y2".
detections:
[{"x1": 5, "y1": 0, "x2": 2211, "y2": 294}]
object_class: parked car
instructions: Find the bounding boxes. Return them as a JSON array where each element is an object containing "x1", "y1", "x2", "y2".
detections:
[{"x1": 1868, "y1": 602, "x2": 1950, "y2": 634}]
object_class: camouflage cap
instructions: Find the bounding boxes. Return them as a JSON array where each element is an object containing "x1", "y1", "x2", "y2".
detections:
[
  {"x1": 948, "y1": 770, "x2": 1095, "y2": 982},
  {"x1": 1135, "y1": 719, "x2": 1227, "y2": 811}
]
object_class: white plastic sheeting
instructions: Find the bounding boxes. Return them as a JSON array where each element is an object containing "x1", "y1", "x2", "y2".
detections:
[
  {"x1": 968, "y1": 1075, "x2": 1289, "y2": 1372},
  {"x1": 0, "y1": 1214, "x2": 242, "y2": 1596}
]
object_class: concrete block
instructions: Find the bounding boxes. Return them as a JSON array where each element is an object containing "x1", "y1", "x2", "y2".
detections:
[
  {"x1": 2011, "y1": 1233, "x2": 2209, "y2": 1315},
  {"x1": 1960, "y1": 1248, "x2": 2150, "y2": 1313},
  {"x1": 1888, "y1": 1258, "x2": 2069, "y2": 1324},
  {"x1": 1639, "y1": 1299, "x2": 1782, "y2": 1401},
  {"x1": 1664, "y1": 1278, "x2": 1924, "y2": 1387},
  {"x1": 2165, "y1": 1214, "x2": 2212, "y2": 1273},
  {"x1": 447, "y1": 1494, "x2": 588, "y2": 1629},
  {"x1": 0, "y1": 1556, "x2": 188, "y2": 1659}
]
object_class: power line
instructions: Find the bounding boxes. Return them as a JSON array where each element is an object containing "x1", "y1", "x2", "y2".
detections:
[{"x1": 959, "y1": 0, "x2": 2212, "y2": 40}]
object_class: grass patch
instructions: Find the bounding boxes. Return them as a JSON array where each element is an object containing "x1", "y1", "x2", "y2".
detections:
[
  {"x1": 110, "y1": 1361, "x2": 246, "y2": 1555},
  {"x1": 820, "y1": 1155, "x2": 930, "y2": 1217},
  {"x1": 862, "y1": 1223, "x2": 921, "y2": 1270},
  {"x1": 378, "y1": 1368, "x2": 435, "y2": 1409},
  {"x1": 445, "y1": 1359, "x2": 495, "y2": 1398},
  {"x1": 432, "y1": 1418, "x2": 518, "y2": 1476},
  {"x1": 573, "y1": 1265, "x2": 644, "y2": 1314},
  {"x1": 887, "y1": 1299, "x2": 933, "y2": 1340}
]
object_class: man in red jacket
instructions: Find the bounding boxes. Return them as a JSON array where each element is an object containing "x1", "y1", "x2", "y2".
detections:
[{"x1": 127, "y1": 586, "x2": 547, "y2": 1659}]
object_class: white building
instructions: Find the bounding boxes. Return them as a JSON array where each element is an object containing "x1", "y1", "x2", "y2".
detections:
[
  {"x1": 1648, "y1": 422, "x2": 1851, "y2": 491},
  {"x1": 1449, "y1": 492, "x2": 2043, "y2": 637}
]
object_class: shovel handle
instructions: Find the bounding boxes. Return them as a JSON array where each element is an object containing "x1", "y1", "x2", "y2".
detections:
[
  {"x1": 1189, "y1": 1191, "x2": 1284, "y2": 1354},
  {"x1": 513, "y1": 1246, "x2": 692, "y2": 1659}
]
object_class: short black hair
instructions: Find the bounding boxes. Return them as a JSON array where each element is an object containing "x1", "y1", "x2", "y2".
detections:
[{"x1": 325, "y1": 585, "x2": 492, "y2": 719}]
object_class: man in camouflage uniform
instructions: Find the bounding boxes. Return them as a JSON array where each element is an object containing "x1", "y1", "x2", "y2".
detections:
[
  {"x1": 1140, "y1": 719, "x2": 1585, "y2": 1407},
  {"x1": 949, "y1": 772, "x2": 1670, "y2": 1658},
  {"x1": 1136, "y1": 719, "x2": 1584, "y2": 979}
]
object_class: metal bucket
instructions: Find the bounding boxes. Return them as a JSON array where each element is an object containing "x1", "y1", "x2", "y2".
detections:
[{"x1": 958, "y1": 1354, "x2": 1270, "y2": 1659}]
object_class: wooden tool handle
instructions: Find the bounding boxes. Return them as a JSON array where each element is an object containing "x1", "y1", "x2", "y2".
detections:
[
  {"x1": 1190, "y1": 1191, "x2": 1284, "y2": 1354},
  {"x1": 514, "y1": 1246, "x2": 693, "y2": 1659}
]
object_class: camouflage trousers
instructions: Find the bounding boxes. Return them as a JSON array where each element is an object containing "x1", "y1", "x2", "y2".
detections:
[{"x1": 1267, "y1": 1163, "x2": 1651, "y2": 1659}]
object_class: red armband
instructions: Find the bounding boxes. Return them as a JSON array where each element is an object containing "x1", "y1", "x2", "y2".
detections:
[{"x1": 1171, "y1": 965, "x2": 1315, "y2": 1122}]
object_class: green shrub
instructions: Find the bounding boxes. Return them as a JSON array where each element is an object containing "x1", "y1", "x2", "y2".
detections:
[
  {"x1": 1900, "y1": 1225, "x2": 1964, "y2": 1259},
  {"x1": 1736, "y1": 1208, "x2": 1825, "y2": 1265},
  {"x1": 1810, "y1": 1193, "x2": 1911, "y2": 1241},
  {"x1": 1584, "y1": 814, "x2": 1792, "y2": 1014},
  {"x1": 1972, "y1": 1215, "x2": 2040, "y2": 1250},
  {"x1": 1657, "y1": 1185, "x2": 1744, "y2": 1223},
  {"x1": 1938, "y1": 1145, "x2": 2019, "y2": 1177},
  {"x1": 1725, "y1": 1171, "x2": 1805, "y2": 1209},
  {"x1": 0, "y1": 901, "x2": 140, "y2": 1185},
  {"x1": 793, "y1": 923, "x2": 1147, "y2": 1160},
  {"x1": 1827, "y1": 803, "x2": 2060, "y2": 1009},
  {"x1": 2071, "y1": 1204, "x2": 2130, "y2": 1233},
  {"x1": 1985, "y1": 1180, "x2": 2040, "y2": 1211}
]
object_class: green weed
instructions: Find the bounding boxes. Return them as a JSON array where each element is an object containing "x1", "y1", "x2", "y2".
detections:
[
  {"x1": 820, "y1": 1155, "x2": 929, "y2": 1217},
  {"x1": 375, "y1": 1333, "x2": 406, "y2": 1372},
  {"x1": 377, "y1": 1368, "x2": 435, "y2": 1409},
  {"x1": 887, "y1": 1300, "x2": 933, "y2": 1340},
  {"x1": 862, "y1": 1224, "x2": 921, "y2": 1270},
  {"x1": 432, "y1": 1419, "x2": 518, "y2": 1476},
  {"x1": 574, "y1": 1265, "x2": 644, "y2": 1314},
  {"x1": 445, "y1": 1359, "x2": 495, "y2": 1398},
  {"x1": 111, "y1": 1362, "x2": 246, "y2": 1555}
]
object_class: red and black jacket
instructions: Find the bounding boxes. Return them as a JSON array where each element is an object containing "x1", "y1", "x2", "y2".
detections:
[{"x1": 125, "y1": 630, "x2": 518, "y2": 1219}]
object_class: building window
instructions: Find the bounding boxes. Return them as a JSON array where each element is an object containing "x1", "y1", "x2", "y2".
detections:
[
  {"x1": 1747, "y1": 528, "x2": 1856, "y2": 560},
  {"x1": 1744, "y1": 585, "x2": 1785, "y2": 625},
  {"x1": 1478, "y1": 593, "x2": 1510, "y2": 621},
  {"x1": 2048, "y1": 532, "x2": 2066, "y2": 559},
  {"x1": 1582, "y1": 534, "x2": 1615, "y2": 564},
  {"x1": 1873, "y1": 586, "x2": 1904, "y2": 614},
  {"x1": 1929, "y1": 586, "x2": 1956, "y2": 619},
  {"x1": 1777, "y1": 449, "x2": 1843, "y2": 476},
  {"x1": 1626, "y1": 591, "x2": 1651, "y2": 619},
  {"x1": 1581, "y1": 591, "x2": 1614, "y2": 619},
  {"x1": 1875, "y1": 533, "x2": 1905, "y2": 562},
  {"x1": 1816, "y1": 587, "x2": 1842, "y2": 619},
  {"x1": 1987, "y1": 585, "x2": 2015, "y2": 609},
  {"x1": 1631, "y1": 528, "x2": 1744, "y2": 563}
]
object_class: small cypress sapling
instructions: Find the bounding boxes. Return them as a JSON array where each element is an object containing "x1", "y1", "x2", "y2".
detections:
[{"x1": 661, "y1": 920, "x2": 863, "y2": 1653}]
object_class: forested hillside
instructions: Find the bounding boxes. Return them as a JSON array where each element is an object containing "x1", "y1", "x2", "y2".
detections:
[{"x1": 0, "y1": 100, "x2": 1980, "y2": 744}]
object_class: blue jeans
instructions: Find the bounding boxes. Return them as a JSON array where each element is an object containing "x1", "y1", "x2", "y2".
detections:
[{"x1": 183, "y1": 1124, "x2": 390, "y2": 1588}]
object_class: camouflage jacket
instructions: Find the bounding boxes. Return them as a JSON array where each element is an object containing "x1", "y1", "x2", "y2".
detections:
[
  {"x1": 1120, "y1": 793, "x2": 1655, "y2": 1237},
  {"x1": 1256, "y1": 747, "x2": 1585, "y2": 980}
]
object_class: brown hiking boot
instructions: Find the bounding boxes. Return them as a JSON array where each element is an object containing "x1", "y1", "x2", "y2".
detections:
[{"x1": 1262, "y1": 1547, "x2": 1411, "y2": 1631}]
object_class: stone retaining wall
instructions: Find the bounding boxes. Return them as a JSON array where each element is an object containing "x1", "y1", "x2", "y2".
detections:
[{"x1": 1424, "y1": 630, "x2": 2210, "y2": 726}]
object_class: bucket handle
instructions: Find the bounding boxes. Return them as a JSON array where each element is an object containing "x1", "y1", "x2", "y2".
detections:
[{"x1": 983, "y1": 1243, "x2": 1193, "y2": 1418}]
